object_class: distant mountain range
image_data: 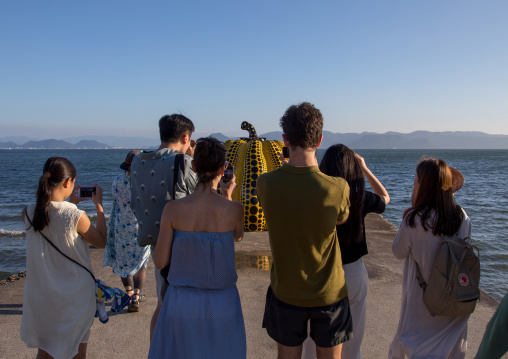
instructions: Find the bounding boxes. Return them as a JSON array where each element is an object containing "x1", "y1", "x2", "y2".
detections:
[
  {"x1": 1, "y1": 131, "x2": 508, "y2": 149},
  {"x1": 0, "y1": 135, "x2": 159, "y2": 149},
  {"x1": 0, "y1": 139, "x2": 111, "y2": 149},
  {"x1": 262, "y1": 131, "x2": 508, "y2": 149}
]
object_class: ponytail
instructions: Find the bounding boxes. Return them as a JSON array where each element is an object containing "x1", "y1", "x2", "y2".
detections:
[
  {"x1": 33, "y1": 172, "x2": 51, "y2": 231},
  {"x1": 32, "y1": 157, "x2": 77, "y2": 232}
]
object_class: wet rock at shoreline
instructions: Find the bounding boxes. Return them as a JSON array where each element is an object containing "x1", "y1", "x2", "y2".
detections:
[{"x1": 0, "y1": 271, "x2": 26, "y2": 286}]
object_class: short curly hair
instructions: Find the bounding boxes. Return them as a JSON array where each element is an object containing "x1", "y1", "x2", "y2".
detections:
[{"x1": 279, "y1": 102, "x2": 323, "y2": 149}]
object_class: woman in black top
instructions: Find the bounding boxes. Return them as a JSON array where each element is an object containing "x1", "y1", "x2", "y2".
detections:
[{"x1": 302, "y1": 144, "x2": 390, "y2": 359}]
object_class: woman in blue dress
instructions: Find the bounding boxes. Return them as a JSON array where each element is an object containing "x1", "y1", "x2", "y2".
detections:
[
  {"x1": 149, "y1": 137, "x2": 246, "y2": 359},
  {"x1": 103, "y1": 150, "x2": 151, "y2": 312}
]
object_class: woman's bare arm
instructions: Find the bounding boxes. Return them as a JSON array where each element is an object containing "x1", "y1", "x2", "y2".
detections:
[
  {"x1": 153, "y1": 202, "x2": 176, "y2": 269},
  {"x1": 76, "y1": 185, "x2": 107, "y2": 248},
  {"x1": 233, "y1": 201, "x2": 244, "y2": 242},
  {"x1": 77, "y1": 212, "x2": 107, "y2": 248},
  {"x1": 356, "y1": 153, "x2": 390, "y2": 204}
]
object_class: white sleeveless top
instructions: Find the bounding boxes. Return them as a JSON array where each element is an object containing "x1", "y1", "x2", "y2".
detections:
[{"x1": 21, "y1": 201, "x2": 96, "y2": 359}]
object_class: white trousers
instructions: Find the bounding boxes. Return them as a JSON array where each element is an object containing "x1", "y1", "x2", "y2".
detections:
[{"x1": 301, "y1": 258, "x2": 369, "y2": 359}]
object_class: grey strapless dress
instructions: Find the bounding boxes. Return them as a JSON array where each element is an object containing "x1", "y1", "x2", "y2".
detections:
[{"x1": 148, "y1": 230, "x2": 246, "y2": 359}]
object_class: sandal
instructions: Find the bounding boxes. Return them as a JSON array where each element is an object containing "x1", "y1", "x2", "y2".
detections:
[
  {"x1": 124, "y1": 286, "x2": 134, "y2": 298},
  {"x1": 128, "y1": 291, "x2": 140, "y2": 312}
]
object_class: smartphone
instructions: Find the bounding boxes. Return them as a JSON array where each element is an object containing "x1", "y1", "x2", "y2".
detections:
[
  {"x1": 78, "y1": 186, "x2": 96, "y2": 198},
  {"x1": 223, "y1": 164, "x2": 234, "y2": 183},
  {"x1": 282, "y1": 146, "x2": 289, "y2": 159}
]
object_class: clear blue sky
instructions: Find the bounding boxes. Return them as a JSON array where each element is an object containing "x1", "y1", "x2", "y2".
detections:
[{"x1": 1, "y1": 0, "x2": 507, "y2": 140}]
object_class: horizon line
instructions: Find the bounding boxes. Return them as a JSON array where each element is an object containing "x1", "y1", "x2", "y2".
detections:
[{"x1": 2, "y1": 128, "x2": 508, "y2": 142}]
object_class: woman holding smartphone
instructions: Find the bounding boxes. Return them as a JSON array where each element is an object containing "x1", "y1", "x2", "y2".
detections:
[{"x1": 21, "y1": 157, "x2": 107, "y2": 359}]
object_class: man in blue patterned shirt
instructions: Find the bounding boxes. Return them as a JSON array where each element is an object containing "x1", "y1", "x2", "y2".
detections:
[{"x1": 130, "y1": 114, "x2": 197, "y2": 339}]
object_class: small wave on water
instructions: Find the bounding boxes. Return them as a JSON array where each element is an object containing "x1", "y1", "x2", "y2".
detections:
[{"x1": 0, "y1": 228, "x2": 25, "y2": 237}]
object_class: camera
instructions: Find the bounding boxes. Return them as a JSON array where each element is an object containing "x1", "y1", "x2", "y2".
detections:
[
  {"x1": 222, "y1": 164, "x2": 234, "y2": 183},
  {"x1": 78, "y1": 186, "x2": 96, "y2": 198}
]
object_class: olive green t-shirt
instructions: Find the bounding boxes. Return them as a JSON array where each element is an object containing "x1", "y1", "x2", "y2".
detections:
[{"x1": 257, "y1": 164, "x2": 350, "y2": 307}]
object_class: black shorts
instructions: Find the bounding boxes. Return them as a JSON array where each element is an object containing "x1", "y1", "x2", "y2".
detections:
[{"x1": 262, "y1": 286, "x2": 353, "y2": 348}]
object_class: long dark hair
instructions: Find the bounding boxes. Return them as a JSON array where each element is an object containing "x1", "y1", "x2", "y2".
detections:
[
  {"x1": 193, "y1": 137, "x2": 226, "y2": 188},
  {"x1": 404, "y1": 158, "x2": 463, "y2": 236},
  {"x1": 319, "y1": 144, "x2": 365, "y2": 245},
  {"x1": 33, "y1": 157, "x2": 77, "y2": 231}
]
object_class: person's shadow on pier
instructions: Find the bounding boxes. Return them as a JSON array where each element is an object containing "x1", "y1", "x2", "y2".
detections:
[{"x1": 0, "y1": 303, "x2": 22, "y2": 315}]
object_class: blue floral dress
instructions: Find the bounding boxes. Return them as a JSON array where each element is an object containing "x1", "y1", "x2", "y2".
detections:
[{"x1": 103, "y1": 174, "x2": 150, "y2": 277}]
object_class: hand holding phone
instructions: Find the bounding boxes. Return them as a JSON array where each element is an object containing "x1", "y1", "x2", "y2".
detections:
[
  {"x1": 222, "y1": 164, "x2": 234, "y2": 183},
  {"x1": 91, "y1": 185, "x2": 103, "y2": 207},
  {"x1": 220, "y1": 163, "x2": 236, "y2": 200},
  {"x1": 282, "y1": 146, "x2": 289, "y2": 159},
  {"x1": 186, "y1": 139, "x2": 197, "y2": 157},
  {"x1": 77, "y1": 186, "x2": 96, "y2": 199}
]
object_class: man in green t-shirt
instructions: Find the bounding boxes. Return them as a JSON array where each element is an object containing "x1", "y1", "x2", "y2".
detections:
[{"x1": 257, "y1": 102, "x2": 352, "y2": 358}]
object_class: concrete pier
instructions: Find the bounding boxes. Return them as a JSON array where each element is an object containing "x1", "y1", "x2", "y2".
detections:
[{"x1": 0, "y1": 214, "x2": 503, "y2": 358}]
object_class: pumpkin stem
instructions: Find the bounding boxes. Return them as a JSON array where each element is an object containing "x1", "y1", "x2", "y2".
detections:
[{"x1": 241, "y1": 121, "x2": 258, "y2": 140}]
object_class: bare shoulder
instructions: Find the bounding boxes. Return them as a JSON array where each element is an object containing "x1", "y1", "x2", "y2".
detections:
[
  {"x1": 163, "y1": 198, "x2": 180, "y2": 212},
  {"x1": 218, "y1": 196, "x2": 243, "y2": 210},
  {"x1": 76, "y1": 210, "x2": 91, "y2": 233},
  {"x1": 214, "y1": 197, "x2": 243, "y2": 222},
  {"x1": 231, "y1": 200, "x2": 243, "y2": 211}
]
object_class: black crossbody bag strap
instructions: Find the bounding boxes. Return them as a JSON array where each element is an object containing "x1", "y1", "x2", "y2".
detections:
[
  {"x1": 161, "y1": 154, "x2": 186, "y2": 285},
  {"x1": 172, "y1": 154, "x2": 186, "y2": 199},
  {"x1": 24, "y1": 207, "x2": 96, "y2": 282}
]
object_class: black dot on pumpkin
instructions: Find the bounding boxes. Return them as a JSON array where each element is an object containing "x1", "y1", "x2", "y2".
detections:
[
  {"x1": 252, "y1": 167, "x2": 258, "y2": 173},
  {"x1": 252, "y1": 160, "x2": 257, "y2": 166},
  {"x1": 250, "y1": 188, "x2": 257, "y2": 196},
  {"x1": 250, "y1": 206, "x2": 258, "y2": 214},
  {"x1": 252, "y1": 174, "x2": 258, "y2": 180},
  {"x1": 251, "y1": 181, "x2": 256, "y2": 188},
  {"x1": 251, "y1": 155, "x2": 256, "y2": 160},
  {"x1": 250, "y1": 197, "x2": 258, "y2": 205},
  {"x1": 249, "y1": 215, "x2": 257, "y2": 223},
  {"x1": 249, "y1": 224, "x2": 257, "y2": 231}
]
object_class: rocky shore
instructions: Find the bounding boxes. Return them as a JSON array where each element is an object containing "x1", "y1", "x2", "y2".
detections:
[
  {"x1": 0, "y1": 270, "x2": 26, "y2": 286},
  {"x1": 0, "y1": 214, "x2": 503, "y2": 358}
]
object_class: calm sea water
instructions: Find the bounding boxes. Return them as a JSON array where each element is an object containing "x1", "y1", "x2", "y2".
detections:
[{"x1": 1, "y1": 149, "x2": 506, "y2": 301}]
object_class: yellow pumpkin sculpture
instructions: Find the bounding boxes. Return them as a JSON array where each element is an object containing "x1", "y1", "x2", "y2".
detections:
[{"x1": 224, "y1": 121, "x2": 284, "y2": 231}]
